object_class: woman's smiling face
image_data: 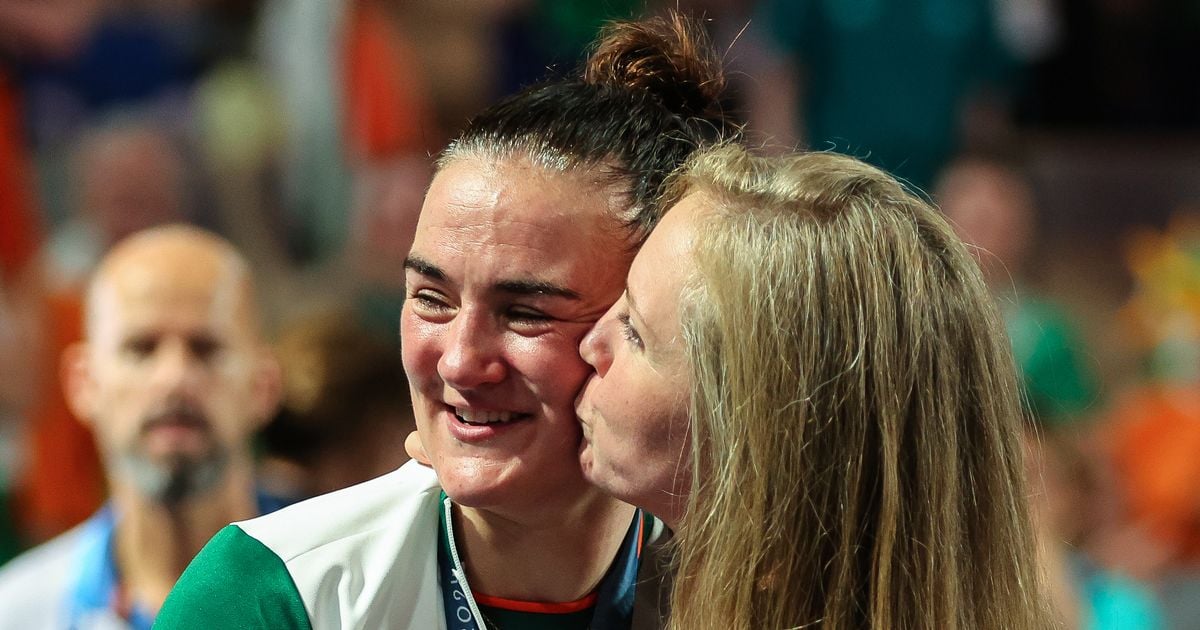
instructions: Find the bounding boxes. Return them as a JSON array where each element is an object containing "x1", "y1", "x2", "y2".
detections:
[
  {"x1": 576, "y1": 194, "x2": 706, "y2": 527},
  {"x1": 401, "y1": 155, "x2": 635, "y2": 515}
]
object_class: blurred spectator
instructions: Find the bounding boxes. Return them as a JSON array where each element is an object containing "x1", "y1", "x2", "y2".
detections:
[
  {"x1": 1102, "y1": 386, "x2": 1200, "y2": 571},
  {"x1": 746, "y1": 0, "x2": 1026, "y2": 191},
  {"x1": 0, "y1": 73, "x2": 42, "y2": 281},
  {"x1": 9, "y1": 283, "x2": 104, "y2": 547},
  {"x1": 3, "y1": 2, "x2": 435, "y2": 553},
  {"x1": 0, "y1": 226, "x2": 286, "y2": 628},
  {"x1": 1026, "y1": 431, "x2": 1166, "y2": 629},
  {"x1": 224, "y1": 0, "x2": 435, "y2": 341},
  {"x1": 344, "y1": 153, "x2": 431, "y2": 336},
  {"x1": 1097, "y1": 215, "x2": 1200, "y2": 628},
  {"x1": 397, "y1": 0, "x2": 521, "y2": 137},
  {"x1": 4, "y1": 1, "x2": 208, "y2": 234},
  {"x1": 0, "y1": 66, "x2": 45, "y2": 566},
  {"x1": 936, "y1": 155, "x2": 1167, "y2": 628},
  {"x1": 0, "y1": 59, "x2": 103, "y2": 555},
  {"x1": 256, "y1": 0, "x2": 435, "y2": 265},
  {"x1": 937, "y1": 154, "x2": 1100, "y2": 424},
  {"x1": 258, "y1": 310, "x2": 413, "y2": 499},
  {"x1": 0, "y1": 1, "x2": 105, "y2": 62},
  {"x1": 13, "y1": 115, "x2": 195, "y2": 546},
  {"x1": 343, "y1": 1, "x2": 434, "y2": 161},
  {"x1": 1121, "y1": 215, "x2": 1200, "y2": 384},
  {"x1": 46, "y1": 115, "x2": 194, "y2": 282}
]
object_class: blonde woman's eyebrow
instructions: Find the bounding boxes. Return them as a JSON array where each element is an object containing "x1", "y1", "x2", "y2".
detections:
[{"x1": 624, "y1": 285, "x2": 654, "y2": 340}]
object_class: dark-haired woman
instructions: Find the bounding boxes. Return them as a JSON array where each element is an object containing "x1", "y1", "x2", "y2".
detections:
[{"x1": 156, "y1": 13, "x2": 728, "y2": 630}]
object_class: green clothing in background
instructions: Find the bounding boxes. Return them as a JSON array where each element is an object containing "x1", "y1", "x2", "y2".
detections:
[
  {"x1": 0, "y1": 491, "x2": 22, "y2": 567},
  {"x1": 758, "y1": 0, "x2": 1012, "y2": 191},
  {"x1": 534, "y1": 0, "x2": 642, "y2": 62},
  {"x1": 1006, "y1": 297, "x2": 1100, "y2": 425}
]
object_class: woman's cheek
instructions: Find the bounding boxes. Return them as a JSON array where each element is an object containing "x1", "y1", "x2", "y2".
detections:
[
  {"x1": 509, "y1": 330, "x2": 594, "y2": 394},
  {"x1": 400, "y1": 317, "x2": 444, "y2": 384}
]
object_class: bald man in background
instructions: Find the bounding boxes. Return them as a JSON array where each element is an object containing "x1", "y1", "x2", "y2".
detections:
[{"x1": 0, "y1": 225, "x2": 286, "y2": 629}]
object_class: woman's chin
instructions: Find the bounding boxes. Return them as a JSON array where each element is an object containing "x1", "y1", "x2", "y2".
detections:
[
  {"x1": 578, "y1": 442, "x2": 622, "y2": 502},
  {"x1": 577, "y1": 440, "x2": 597, "y2": 480}
]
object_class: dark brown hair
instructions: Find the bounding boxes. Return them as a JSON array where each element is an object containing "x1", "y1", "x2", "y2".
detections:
[{"x1": 440, "y1": 12, "x2": 731, "y2": 243}]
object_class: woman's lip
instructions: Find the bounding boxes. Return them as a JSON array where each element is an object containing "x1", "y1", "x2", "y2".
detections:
[
  {"x1": 574, "y1": 374, "x2": 599, "y2": 426},
  {"x1": 575, "y1": 403, "x2": 594, "y2": 433},
  {"x1": 447, "y1": 404, "x2": 529, "y2": 423},
  {"x1": 441, "y1": 404, "x2": 530, "y2": 443}
]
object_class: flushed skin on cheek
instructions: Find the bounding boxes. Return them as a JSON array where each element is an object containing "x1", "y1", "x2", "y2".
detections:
[
  {"x1": 576, "y1": 194, "x2": 706, "y2": 528},
  {"x1": 401, "y1": 156, "x2": 634, "y2": 517}
]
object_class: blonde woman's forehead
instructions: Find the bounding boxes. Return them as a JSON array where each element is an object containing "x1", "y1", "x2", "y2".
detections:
[
  {"x1": 647, "y1": 192, "x2": 717, "y2": 254},
  {"x1": 625, "y1": 193, "x2": 708, "y2": 351},
  {"x1": 633, "y1": 193, "x2": 712, "y2": 283}
]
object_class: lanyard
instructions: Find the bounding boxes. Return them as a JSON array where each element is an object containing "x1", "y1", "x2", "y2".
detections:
[
  {"x1": 66, "y1": 506, "x2": 154, "y2": 630},
  {"x1": 67, "y1": 493, "x2": 291, "y2": 629},
  {"x1": 436, "y1": 495, "x2": 646, "y2": 630}
]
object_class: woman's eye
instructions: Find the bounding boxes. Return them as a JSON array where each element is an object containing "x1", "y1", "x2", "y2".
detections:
[
  {"x1": 507, "y1": 307, "x2": 552, "y2": 325},
  {"x1": 409, "y1": 290, "x2": 452, "y2": 315},
  {"x1": 617, "y1": 313, "x2": 643, "y2": 349}
]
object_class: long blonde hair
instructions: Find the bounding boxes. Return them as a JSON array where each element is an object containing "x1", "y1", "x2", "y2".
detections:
[{"x1": 667, "y1": 146, "x2": 1051, "y2": 629}]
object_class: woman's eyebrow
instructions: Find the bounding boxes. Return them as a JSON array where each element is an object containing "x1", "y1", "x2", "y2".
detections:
[
  {"x1": 624, "y1": 284, "x2": 655, "y2": 344},
  {"x1": 403, "y1": 256, "x2": 443, "y2": 280},
  {"x1": 625, "y1": 283, "x2": 644, "y2": 319},
  {"x1": 494, "y1": 279, "x2": 581, "y2": 300},
  {"x1": 405, "y1": 255, "x2": 580, "y2": 300}
]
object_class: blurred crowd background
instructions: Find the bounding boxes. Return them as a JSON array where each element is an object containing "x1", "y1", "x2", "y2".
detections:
[{"x1": 0, "y1": 0, "x2": 1198, "y2": 627}]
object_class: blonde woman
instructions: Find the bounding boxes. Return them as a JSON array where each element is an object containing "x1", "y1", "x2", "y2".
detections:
[{"x1": 575, "y1": 145, "x2": 1054, "y2": 629}]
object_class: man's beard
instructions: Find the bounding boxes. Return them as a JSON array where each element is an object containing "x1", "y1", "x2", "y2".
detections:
[{"x1": 117, "y1": 403, "x2": 229, "y2": 508}]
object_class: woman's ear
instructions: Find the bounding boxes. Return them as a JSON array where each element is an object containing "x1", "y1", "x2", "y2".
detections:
[{"x1": 405, "y1": 431, "x2": 432, "y2": 467}]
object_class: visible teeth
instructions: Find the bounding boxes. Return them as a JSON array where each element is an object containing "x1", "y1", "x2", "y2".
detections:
[{"x1": 455, "y1": 408, "x2": 521, "y2": 424}]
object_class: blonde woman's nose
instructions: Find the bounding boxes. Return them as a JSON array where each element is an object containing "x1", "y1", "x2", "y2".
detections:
[{"x1": 580, "y1": 317, "x2": 614, "y2": 376}]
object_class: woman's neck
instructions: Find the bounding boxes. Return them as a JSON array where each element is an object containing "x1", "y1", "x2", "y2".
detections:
[{"x1": 453, "y1": 491, "x2": 636, "y2": 603}]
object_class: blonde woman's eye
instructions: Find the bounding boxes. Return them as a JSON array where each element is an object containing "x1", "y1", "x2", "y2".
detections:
[{"x1": 617, "y1": 313, "x2": 643, "y2": 349}]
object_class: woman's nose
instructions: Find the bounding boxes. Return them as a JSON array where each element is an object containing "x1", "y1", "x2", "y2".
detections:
[
  {"x1": 580, "y1": 312, "x2": 615, "y2": 377},
  {"x1": 437, "y1": 312, "x2": 507, "y2": 389}
]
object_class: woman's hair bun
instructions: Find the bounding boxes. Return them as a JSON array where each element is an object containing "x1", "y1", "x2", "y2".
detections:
[{"x1": 584, "y1": 11, "x2": 727, "y2": 125}]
